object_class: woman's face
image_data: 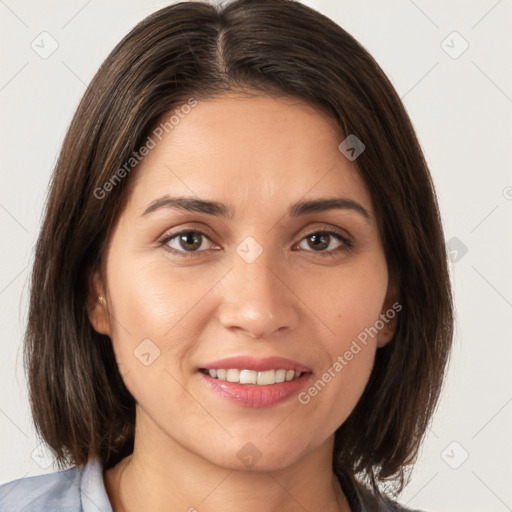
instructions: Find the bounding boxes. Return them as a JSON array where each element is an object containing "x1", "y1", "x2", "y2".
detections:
[{"x1": 90, "y1": 93, "x2": 396, "y2": 471}]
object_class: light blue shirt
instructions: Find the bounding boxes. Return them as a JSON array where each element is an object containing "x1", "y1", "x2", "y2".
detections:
[
  {"x1": 0, "y1": 458, "x2": 421, "y2": 511},
  {"x1": 0, "y1": 458, "x2": 112, "y2": 512}
]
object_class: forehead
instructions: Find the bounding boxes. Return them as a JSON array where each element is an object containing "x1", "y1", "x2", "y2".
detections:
[{"x1": 123, "y1": 94, "x2": 373, "y2": 216}]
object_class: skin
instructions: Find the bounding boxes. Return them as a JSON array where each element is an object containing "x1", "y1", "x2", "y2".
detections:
[{"x1": 88, "y1": 93, "x2": 397, "y2": 512}]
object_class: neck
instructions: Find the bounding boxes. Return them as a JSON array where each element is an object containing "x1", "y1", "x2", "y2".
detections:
[{"x1": 104, "y1": 413, "x2": 350, "y2": 512}]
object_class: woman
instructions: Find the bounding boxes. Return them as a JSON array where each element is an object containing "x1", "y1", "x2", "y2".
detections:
[{"x1": 0, "y1": 0, "x2": 453, "y2": 510}]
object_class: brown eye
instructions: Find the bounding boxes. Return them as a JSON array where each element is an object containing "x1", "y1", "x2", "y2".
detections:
[
  {"x1": 177, "y1": 231, "x2": 203, "y2": 251},
  {"x1": 306, "y1": 233, "x2": 330, "y2": 251},
  {"x1": 297, "y1": 230, "x2": 352, "y2": 254},
  {"x1": 161, "y1": 230, "x2": 214, "y2": 255}
]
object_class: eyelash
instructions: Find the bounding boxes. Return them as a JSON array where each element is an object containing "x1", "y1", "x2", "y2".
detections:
[{"x1": 158, "y1": 228, "x2": 353, "y2": 259}]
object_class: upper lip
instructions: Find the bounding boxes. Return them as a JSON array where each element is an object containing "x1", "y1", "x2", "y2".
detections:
[{"x1": 200, "y1": 356, "x2": 312, "y2": 373}]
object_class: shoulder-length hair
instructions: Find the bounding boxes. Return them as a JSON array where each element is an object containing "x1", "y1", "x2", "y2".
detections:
[{"x1": 25, "y1": 0, "x2": 453, "y2": 495}]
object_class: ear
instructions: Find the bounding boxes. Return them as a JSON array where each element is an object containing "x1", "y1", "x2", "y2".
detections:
[
  {"x1": 376, "y1": 280, "x2": 400, "y2": 348},
  {"x1": 86, "y1": 268, "x2": 112, "y2": 337}
]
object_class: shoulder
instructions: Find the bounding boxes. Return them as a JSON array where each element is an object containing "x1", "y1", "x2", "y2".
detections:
[
  {"x1": 0, "y1": 464, "x2": 82, "y2": 512},
  {"x1": 356, "y1": 481, "x2": 425, "y2": 512},
  {"x1": 0, "y1": 458, "x2": 112, "y2": 512},
  {"x1": 358, "y1": 486, "x2": 422, "y2": 512},
  {"x1": 339, "y1": 471, "x2": 425, "y2": 512}
]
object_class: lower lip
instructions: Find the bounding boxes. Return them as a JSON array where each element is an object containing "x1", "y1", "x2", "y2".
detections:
[{"x1": 198, "y1": 371, "x2": 312, "y2": 408}]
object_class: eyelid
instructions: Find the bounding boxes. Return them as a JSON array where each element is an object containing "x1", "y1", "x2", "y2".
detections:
[
  {"x1": 157, "y1": 222, "x2": 218, "y2": 243},
  {"x1": 297, "y1": 223, "x2": 352, "y2": 241}
]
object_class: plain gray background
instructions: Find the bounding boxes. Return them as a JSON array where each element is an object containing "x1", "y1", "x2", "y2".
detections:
[{"x1": 1, "y1": 1, "x2": 511, "y2": 511}]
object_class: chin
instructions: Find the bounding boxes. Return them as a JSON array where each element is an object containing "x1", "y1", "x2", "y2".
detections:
[{"x1": 204, "y1": 438, "x2": 313, "y2": 473}]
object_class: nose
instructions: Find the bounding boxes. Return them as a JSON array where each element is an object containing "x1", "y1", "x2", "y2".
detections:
[{"x1": 217, "y1": 247, "x2": 300, "y2": 339}]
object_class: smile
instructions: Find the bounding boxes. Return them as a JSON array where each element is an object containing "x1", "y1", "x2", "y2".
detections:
[{"x1": 200, "y1": 368, "x2": 303, "y2": 385}]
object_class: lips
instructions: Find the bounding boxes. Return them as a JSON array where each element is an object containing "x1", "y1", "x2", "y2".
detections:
[{"x1": 198, "y1": 355, "x2": 312, "y2": 407}]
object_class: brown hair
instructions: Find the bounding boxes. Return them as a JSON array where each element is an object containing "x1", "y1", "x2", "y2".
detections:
[{"x1": 24, "y1": 0, "x2": 453, "y2": 496}]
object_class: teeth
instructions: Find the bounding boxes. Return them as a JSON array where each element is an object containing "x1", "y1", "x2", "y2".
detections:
[
  {"x1": 205, "y1": 368, "x2": 303, "y2": 385},
  {"x1": 240, "y1": 369, "x2": 257, "y2": 384},
  {"x1": 226, "y1": 369, "x2": 240, "y2": 382},
  {"x1": 275, "y1": 369, "x2": 286, "y2": 383},
  {"x1": 257, "y1": 370, "x2": 275, "y2": 385}
]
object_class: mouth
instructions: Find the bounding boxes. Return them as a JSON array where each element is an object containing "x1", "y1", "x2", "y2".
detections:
[{"x1": 197, "y1": 356, "x2": 312, "y2": 407}]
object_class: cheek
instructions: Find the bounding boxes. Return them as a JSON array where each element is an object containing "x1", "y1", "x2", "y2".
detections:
[
  {"x1": 299, "y1": 254, "x2": 388, "y2": 346},
  {"x1": 296, "y1": 301, "x2": 380, "y2": 439},
  {"x1": 292, "y1": 258, "x2": 387, "y2": 420},
  {"x1": 102, "y1": 254, "x2": 201, "y2": 422},
  {"x1": 105, "y1": 250, "x2": 217, "y2": 335},
  {"x1": 103, "y1": 251, "x2": 227, "y2": 384}
]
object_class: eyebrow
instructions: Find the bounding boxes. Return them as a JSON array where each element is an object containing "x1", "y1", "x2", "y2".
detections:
[{"x1": 141, "y1": 195, "x2": 371, "y2": 221}]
